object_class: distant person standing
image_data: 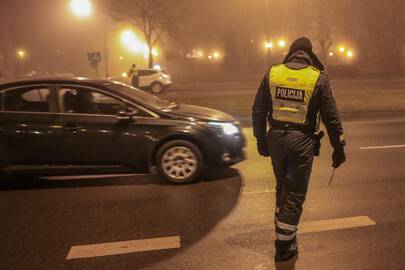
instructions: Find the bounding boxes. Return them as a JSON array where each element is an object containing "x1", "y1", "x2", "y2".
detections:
[{"x1": 128, "y1": 64, "x2": 139, "y2": 88}]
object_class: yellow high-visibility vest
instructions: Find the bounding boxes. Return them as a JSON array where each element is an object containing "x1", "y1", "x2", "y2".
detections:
[{"x1": 269, "y1": 64, "x2": 321, "y2": 124}]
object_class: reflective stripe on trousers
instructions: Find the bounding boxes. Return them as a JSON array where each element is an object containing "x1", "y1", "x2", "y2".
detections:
[
  {"x1": 276, "y1": 218, "x2": 297, "y2": 231},
  {"x1": 275, "y1": 218, "x2": 297, "y2": 241},
  {"x1": 276, "y1": 232, "x2": 296, "y2": 241}
]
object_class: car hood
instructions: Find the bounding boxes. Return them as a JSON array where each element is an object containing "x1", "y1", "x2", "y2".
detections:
[{"x1": 169, "y1": 104, "x2": 236, "y2": 122}]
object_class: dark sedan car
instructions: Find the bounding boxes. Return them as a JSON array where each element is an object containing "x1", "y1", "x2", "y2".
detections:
[{"x1": 0, "y1": 77, "x2": 245, "y2": 183}]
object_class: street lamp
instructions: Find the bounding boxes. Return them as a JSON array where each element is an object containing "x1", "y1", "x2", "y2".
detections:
[
  {"x1": 69, "y1": 0, "x2": 92, "y2": 18},
  {"x1": 265, "y1": 41, "x2": 273, "y2": 49},
  {"x1": 16, "y1": 49, "x2": 27, "y2": 77},
  {"x1": 120, "y1": 30, "x2": 144, "y2": 53},
  {"x1": 278, "y1": 39, "x2": 287, "y2": 48},
  {"x1": 16, "y1": 49, "x2": 26, "y2": 60},
  {"x1": 264, "y1": 0, "x2": 270, "y2": 66},
  {"x1": 69, "y1": 0, "x2": 110, "y2": 78}
]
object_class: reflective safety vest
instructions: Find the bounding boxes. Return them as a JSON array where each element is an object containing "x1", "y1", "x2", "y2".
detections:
[
  {"x1": 269, "y1": 64, "x2": 321, "y2": 124},
  {"x1": 129, "y1": 68, "x2": 139, "y2": 77}
]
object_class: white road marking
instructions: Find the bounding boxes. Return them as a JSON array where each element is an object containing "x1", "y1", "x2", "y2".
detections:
[
  {"x1": 359, "y1": 144, "x2": 405, "y2": 150},
  {"x1": 244, "y1": 188, "x2": 276, "y2": 195},
  {"x1": 298, "y1": 216, "x2": 376, "y2": 234},
  {"x1": 66, "y1": 236, "x2": 181, "y2": 260},
  {"x1": 65, "y1": 217, "x2": 374, "y2": 260}
]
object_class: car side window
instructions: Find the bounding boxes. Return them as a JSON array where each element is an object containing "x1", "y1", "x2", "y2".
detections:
[
  {"x1": 59, "y1": 87, "x2": 129, "y2": 115},
  {"x1": 2, "y1": 86, "x2": 52, "y2": 112},
  {"x1": 145, "y1": 70, "x2": 157, "y2": 76},
  {"x1": 138, "y1": 70, "x2": 157, "y2": 77},
  {"x1": 58, "y1": 86, "x2": 154, "y2": 117}
]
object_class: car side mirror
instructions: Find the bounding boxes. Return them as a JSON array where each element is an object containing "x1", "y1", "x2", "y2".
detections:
[{"x1": 117, "y1": 108, "x2": 139, "y2": 121}]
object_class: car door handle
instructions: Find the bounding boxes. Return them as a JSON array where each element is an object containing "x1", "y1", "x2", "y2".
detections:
[{"x1": 63, "y1": 125, "x2": 80, "y2": 132}]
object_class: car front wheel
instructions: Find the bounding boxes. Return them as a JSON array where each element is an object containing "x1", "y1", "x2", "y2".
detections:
[
  {"x1": 156, "y1": 140, "x2": 203, "y2": 184},
  {"x1": 151, "y1": 82, "x2": 163, "y2": 94}
]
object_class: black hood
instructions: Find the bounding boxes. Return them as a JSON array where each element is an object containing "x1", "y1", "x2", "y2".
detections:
[
  {"x1": 169, "y1": 104, "x2": 236, "y2": 122},
  {"x1": 285, "y1": 50, "x2": 316, "y2": 69},
  {"x1": 283, "y1": 37, "x2": 324, "y2": 71}
]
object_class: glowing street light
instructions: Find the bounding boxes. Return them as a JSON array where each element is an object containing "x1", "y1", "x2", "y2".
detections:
[
  {"x1": 213, "y1": 52, "x2": 220, "y2": 59},
  {"x1": 16, "y1": 49, "x2": 26, "y2": 60},
  {"x1": 121, "y1": 29, "x2": 159, "y2": 59},
  {"x1": 120, "y1": 30, "x2": 144, "y2": 53},
  {"x1": 329, "y1": 52, "x2": 334, "y2": 56},
  {"x1": 278, "y1": 39, "x2": 287, "y2": 48},
  {"x1": 339, "y1": 46, "x2": 345, "y2": 53},
  {"x1": 347, "y1": 51, "x2": 354, "y2": 58},
  {"x1": 265, "y1": 41, "x2": 273, "y2": 49},
  {"x1": 69, "y1": 0, "x2": 93, "y2": 18},
  {"x1": 68, "y1": 0, "x2": 112, "y2": 78}
]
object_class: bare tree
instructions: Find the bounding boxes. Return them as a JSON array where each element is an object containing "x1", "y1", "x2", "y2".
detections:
[
  {"x1": 358, "y1": 0, "x2": 405, "y2": 73},
  {"x1": 296, "y1": 0, "x2": 339, "y2": 64},
  {"x1": 0, "y1": 0, "x2": 17, "y2": 78},
  {"x1": 103, "y1": 0, "x2": 184, "y2": 68}
]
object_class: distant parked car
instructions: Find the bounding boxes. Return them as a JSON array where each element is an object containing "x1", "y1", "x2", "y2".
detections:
[
  {"x1": 135, "y1": 68, "x2": 172, "y2": 94},
  {"x1": 0, "y1": 77, "x2": 245, "y2": 184},
  {"x1": 23, "y1": 70, "x2": 38, "y2": 77}
]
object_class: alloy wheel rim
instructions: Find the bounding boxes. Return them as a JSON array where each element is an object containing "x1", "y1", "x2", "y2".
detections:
[
  {"x1": 152, "y1": 84, "x2": 162, "y2": 93},
  {"x1": 162, "y1": 146, "x2": 198, "y2": 180}
]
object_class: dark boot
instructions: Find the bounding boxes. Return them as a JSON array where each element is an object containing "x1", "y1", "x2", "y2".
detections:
[{"x1": 275, "y1": 239, "x2": 298, "y2": 262}]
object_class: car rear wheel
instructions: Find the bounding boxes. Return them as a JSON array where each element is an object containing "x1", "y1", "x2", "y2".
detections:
[
  {"x1": 156, "y1": 140, "x2": 203, "y2": 184},
  {"x1": 151, "y1": 82, "x2": 163, "y2": 94}
]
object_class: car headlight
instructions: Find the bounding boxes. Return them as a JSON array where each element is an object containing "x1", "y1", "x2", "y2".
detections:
[{"x1": 208, "y1": 122, "x2": 239, "y2": 135}]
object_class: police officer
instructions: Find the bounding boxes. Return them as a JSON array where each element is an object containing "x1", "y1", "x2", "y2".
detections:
[
  {"x1": 128, "y1": 64, "x2": 139, "y2": 88},
  {"x1": 252, "y1": 37, "x2": 346, "y2": 262}
]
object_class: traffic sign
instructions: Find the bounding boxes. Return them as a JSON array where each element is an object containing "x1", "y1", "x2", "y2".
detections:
[{"x1": 87, "y1": 52, "x2": 102, "y2": 63}]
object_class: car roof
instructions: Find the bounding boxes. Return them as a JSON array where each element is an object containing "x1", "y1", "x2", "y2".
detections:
[
  {"x1": 139, "y1": 68, "x2": 161, "y2": 71},
  {"x1": 0, "y1": 77, "x2": 112, "y2": 90}
]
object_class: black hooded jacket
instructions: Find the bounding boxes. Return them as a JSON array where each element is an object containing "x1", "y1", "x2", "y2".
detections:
[{"x1": 252, "y1": 50, "x2": 344, "y2": 150}]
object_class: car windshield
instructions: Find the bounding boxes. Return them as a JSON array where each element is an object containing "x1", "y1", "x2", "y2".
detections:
[{"x1": 106, "y1": 82, "x2": 176, "y2": 110}]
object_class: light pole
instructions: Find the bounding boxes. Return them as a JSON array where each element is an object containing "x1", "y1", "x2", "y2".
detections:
[
  {"x1": 69, "y1": 0, "x2": 110, "y2": 78},
  {"x1": 265, "y1": 0, "x2": 271, "y2": 67},
  {"x1": 16, "y1": 49, "x2": 26, "y2": 77}
]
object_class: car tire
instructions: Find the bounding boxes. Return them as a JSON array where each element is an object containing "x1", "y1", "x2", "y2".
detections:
[
  {"x1": 151, "y1": 82, "x2": 164, "y2": 94},
  {"x1": 156, "y1": 140, "x2": 204, "y2": 184}
]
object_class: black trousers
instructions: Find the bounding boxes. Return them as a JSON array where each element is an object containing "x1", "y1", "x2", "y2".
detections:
[
  {"x1": 268, "y1": 129, "x2": 314, "y2": 246},
  {"x1": 131, "y1": 76, "x2": 139, "y2": 88}
]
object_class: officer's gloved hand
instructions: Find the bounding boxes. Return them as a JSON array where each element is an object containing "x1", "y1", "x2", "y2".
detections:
[
  {"x1": 257, "y1": 138, "x2": 271, "y2": 157},
  {"x1": 332, "y1": 146, "x2": 346, "y2": 168}
]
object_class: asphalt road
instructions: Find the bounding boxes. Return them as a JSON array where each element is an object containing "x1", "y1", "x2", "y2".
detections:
[{"x1": 1, "y1": 111, "x2": 405, "y2": 270}]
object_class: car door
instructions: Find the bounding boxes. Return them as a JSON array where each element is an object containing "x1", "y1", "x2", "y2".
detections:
[
  {"x1": 0, "y1": 84, "x2": 63, "y2": 167},
  {"x1": 55, "y1": 84, "x2": 157, "y2": 171},
  {"x1": 139, "y1": 70, "x2": 158, "y2": 88}
]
